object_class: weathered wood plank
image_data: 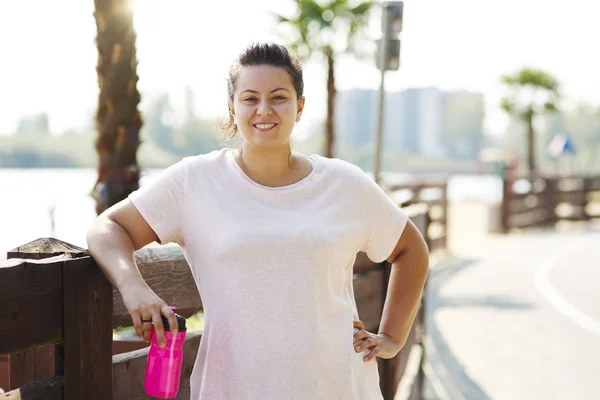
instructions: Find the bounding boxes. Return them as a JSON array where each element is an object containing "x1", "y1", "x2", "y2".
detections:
[
  {"x1": 394, "y1": 344, "x2": 424, "y2": 400},
  {"x1": 2, "y1": 376, "x2": 64, "y2": 400},
  {"x1": 501, "y1": 174, "x2": 600, "y2": 231},
  {"x1": 353, "y1": 269, "x2": 384, "y2": 333},
  {"x1": 0, "y1": 257, "x2": 65, "y2": 305},
  {"x1": 509, "y1": 209, "x2": 552, "y2": 228},
  {"x1": 353, "y1": 252, "x2": 379, "y2": 274},
  {"x1": 555, "y1": 191, "x2": 587, "y2": 205},
  {"x1": 427, "y1": 236, "x2": 447, "y2": 253},
  {"x1": 0, "y1": 289, "x2": 63, "y2": 355},
  {"x1": 387, "y1": 181, "x2": 447, "y2": 193},
  {"x1": 6, "y1": 344, "x2": 59, "y2": 391},
  {"x1": 509, "y1": 196, "x2": 544, "y2": 213},
  {"x1": 7, "y1": 238, "x2": 87, "y2": 260},
  {"x1": 112, "y1": 246, "x2": 202, "y2": 328},
  {"x1": 112, "y1": 330, "x2": 202, "y2": 400},
  {"x1": 63, "y1": 257, "x2": 113, "y2": 400},
  {"x1": 7, "y1": 350, "x2": 35, "y2": 389},
  {"x1": 33, "y1": 345, "x2": 57, "y2": 382},
  {"x1": 409, "y1": 207, "x2": 430, "y2": 246},
  {"x1": 587, "y1": 178, "x2": 600, "y2": 191},
  {"x1": 2, "y1": 246, "x2": 68, "y2": 390}
]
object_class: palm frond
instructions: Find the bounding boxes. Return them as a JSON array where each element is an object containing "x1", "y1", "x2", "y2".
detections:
[
  {"x1": 297, "y1": 0, "x2": 325, "y2": 21},
  {"x1": 500, "y1": 67, "x2": 562, "y2": 118},
  {"x1": 350, "y1": 1, "x2": 374, "y2": 16},
  {"x1": 544, "y1": 102, "x2": 558, "y2": 113},
  {"x1": 274, "y1": 0, "x2": 374, "y2": 60},
  {"x1": 500, "y1": 98, "x2": 515, "y2": 114}
]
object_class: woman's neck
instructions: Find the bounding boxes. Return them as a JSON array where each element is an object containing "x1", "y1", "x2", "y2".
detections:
[{"x1": 235, "y1": 145, "x2": 311, "y2": 187}]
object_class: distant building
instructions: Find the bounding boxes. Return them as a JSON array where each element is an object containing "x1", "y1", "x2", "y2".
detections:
[
  {"x1": 335, "y1": 89, "x2": 377, "y2": 149},
  {"x1": 441, "y1": 90, "x2": 485, "y2": 159},
  {"x1": 336, "y1": 87, "x2": 482, "y2": 158},
  {"x1": 410, "y1": 87, "x2": 446, "y2": 157}
]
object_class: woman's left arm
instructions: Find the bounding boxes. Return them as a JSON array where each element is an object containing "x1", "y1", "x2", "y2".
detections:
[{"x1": 353, "y1": 218, "x2": 429, "y2": 362}]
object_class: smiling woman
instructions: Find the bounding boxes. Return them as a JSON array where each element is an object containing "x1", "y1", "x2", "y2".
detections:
[{"x1": 86, "y1": 41, "x2": 429, "y2": 400}]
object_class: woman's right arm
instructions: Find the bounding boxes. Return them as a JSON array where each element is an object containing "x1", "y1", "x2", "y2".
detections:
[{"x1": 86, "y1": 199, "x2": 178, "y2": 348}]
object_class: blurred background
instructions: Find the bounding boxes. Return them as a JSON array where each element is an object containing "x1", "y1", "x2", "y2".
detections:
[
  {"x1": 1, "y1": 0, "x2": 599, "y2": 252},
  {"x1": 1, "y1": 0, "x2": 600, "y2": 398}
]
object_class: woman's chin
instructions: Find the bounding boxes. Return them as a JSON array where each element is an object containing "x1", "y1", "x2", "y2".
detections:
[{"x1": 244, "y1": 133, "x2": 289, "y2": 148}]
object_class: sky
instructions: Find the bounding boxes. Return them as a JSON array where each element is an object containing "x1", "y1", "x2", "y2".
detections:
[{"x1": 0, "y1": 0, "x2": 599, "y2": 137}]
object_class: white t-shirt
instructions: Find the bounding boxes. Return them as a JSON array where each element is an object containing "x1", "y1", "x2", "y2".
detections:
[{"x1": 129, "y1": 148, "x2": 408, "y2": 400}]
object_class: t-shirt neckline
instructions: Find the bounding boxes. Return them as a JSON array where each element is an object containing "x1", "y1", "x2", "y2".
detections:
[{"x1": 226, "y1": 148, "x2": 318, "y2": 192}]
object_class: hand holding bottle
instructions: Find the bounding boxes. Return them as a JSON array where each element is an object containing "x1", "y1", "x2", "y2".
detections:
[{"x1": 121, "y1": 283, "x2": 179, "y2": 348}]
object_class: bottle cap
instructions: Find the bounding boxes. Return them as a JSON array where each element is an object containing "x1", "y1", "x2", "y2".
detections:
[{"x1": 160, "y1": 313, "x2": 187, "y2": 332}]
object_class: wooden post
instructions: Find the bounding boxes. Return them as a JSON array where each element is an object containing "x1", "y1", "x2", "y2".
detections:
[
  {"x1": 546, "y1": 178, "x2": 558, "y2": 226},
  {"x1": 500, "y1": 177, "x2": 511, "y2": 233},
  {"x1": 62, "y1": 256, "x2": 113, "y2": 400},
  {"x1": 6, "y1": 238, "x2": 113, "y2": 399},
  {"x1": 583, "y1": 177, "x2": 591, "y2": 220},
  {"x1": 440, "y1": 182, "x2": 448, "y2": 250},
  {"x1": 379, "y1": 261, "x2": 394, "y2": 399},
  {"x1": 6, "y1": 238, "x2": 86, "y2": 390}
]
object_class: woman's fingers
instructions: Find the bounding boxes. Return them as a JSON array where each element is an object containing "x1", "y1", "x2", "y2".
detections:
[
  {"x1": 355, "y1": 337, "x2": 376, "y2": 353},
  {"x1": 162, "y1": 305, "x2": 178, "y2": 335},
  {"x1": 363, "y1": 346, "x2": 381, "y2": 362},
  {"x1": 152, "y1": 308, "x2": 166, "y2": 348},
  {"x1": 131, "y1": 311, "x2": 144, "y2": 340},
  {"x1": 353, "y1": 320, "x2": 366, "y2": 331},
  {"x1": 141, "y1": 313, "x2": 153, "y2": 343},
  {"x1": 353, "y1": 328, "x2": 370, "y2": 346}
]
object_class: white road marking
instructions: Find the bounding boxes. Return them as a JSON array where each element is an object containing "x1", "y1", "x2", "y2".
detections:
[{"x1": 534, "y1": 236, "x2": 600, "y2": 337}]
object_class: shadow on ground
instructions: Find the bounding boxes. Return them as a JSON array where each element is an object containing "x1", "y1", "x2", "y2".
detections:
[
  {"x1": 436, "y1": 294, "x2": 532, "y2": 310},
  {"x1": 424, "y1": 256, "x2": 494, "y2": 400}
]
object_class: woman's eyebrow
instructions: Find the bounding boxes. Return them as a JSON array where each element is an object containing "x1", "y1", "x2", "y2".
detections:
[{"x1": 240, "y1": 88, "x2": 291, "y2": 95}]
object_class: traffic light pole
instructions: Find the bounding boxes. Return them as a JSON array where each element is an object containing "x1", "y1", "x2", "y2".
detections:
[{"x1": 373, "y1": 5, "x2": 390, "y2": 185}]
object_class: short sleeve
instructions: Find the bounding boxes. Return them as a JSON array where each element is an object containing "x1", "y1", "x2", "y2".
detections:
[
  {"x1": 360, "y1": 174, "x2": 408, "y2": 263},
  {"x1": 128, "y1": 158, "x2": 187, "y2": 245}
]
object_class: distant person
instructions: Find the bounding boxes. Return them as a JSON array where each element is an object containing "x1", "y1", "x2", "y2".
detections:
[{"x1": 87, "y1": 42, "x2": 429, "y2": 400}]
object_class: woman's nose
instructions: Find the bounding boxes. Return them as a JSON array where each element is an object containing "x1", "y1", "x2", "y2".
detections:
[{"x1": 257, "y1": 100, "x2": 272, "y2": 116}]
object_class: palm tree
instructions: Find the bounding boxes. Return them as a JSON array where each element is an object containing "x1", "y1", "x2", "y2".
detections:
[
  {"x1": 274, "y1": 0, "x2": 374, "y2": 158},
  {"x1": 500, "y1": 68, "x2": 560, "y2": 173},
  {"x1": 91, "y1": 0, "x2": 143, "y2": 215}
]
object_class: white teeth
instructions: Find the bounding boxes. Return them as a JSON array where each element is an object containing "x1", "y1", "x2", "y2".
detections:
[{"x1": 255, "y1": 124, "x2": 275, "y2": 129}]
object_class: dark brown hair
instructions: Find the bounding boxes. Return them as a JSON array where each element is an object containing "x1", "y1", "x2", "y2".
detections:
[{"x1": 220, "y1": 42, "x2": 304, "y2": 139}]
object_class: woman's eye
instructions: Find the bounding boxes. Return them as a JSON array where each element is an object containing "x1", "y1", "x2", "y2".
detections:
[
  {"x1": 243, "y1": 98, "x2": 256, "y2": 102},
  {"x1": 273, "y1": 96, "x2": 286, "y2": 101}
]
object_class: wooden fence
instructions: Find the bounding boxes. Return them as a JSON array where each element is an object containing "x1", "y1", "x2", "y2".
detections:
[
  {"x1": 385, "y1": 179, "x2": 448, "y2": 252},
  {"x1": 500, "y1": 174, "x2": 600, "y2": 232},
  {"x1": 0, "y1": 182, "x2": 447, "y2": 400}
]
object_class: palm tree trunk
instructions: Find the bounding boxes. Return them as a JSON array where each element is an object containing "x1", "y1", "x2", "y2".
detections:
[
  {"x1": 325, "y1": 48, "x2": 336, "y2": 158},
  {"x1": 526, "y1": 114, "x2": 536, "y2": 172},
  {"x1": 92, "y1": 0, "x2": 142, "y2": 215}
]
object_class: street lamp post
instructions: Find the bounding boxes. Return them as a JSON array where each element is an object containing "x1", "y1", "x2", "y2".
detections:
[{"x1": 374, "y1": 1, "x2": 403, "y2": 184}]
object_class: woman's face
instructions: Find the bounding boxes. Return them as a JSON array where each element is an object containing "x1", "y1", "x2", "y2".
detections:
[{"x1": 231, "y1": 65, "x2": 304, "y2": 149}]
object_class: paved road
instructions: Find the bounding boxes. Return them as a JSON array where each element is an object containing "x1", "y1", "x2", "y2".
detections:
[{"x1": 425, "y1": 226, "x2": 600, "y2": 400}]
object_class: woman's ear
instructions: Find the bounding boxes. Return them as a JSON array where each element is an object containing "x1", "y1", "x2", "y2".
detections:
[{"x1": 296, "y1": 96, "x2": 305, "y2": 122}]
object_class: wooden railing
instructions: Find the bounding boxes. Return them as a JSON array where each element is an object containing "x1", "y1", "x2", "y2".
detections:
[
  {"x1": 500, "y1": 174, "x2": 600, "y2": 232},
  {"x1": 1, "y1": 186, "x2": 446, "y2": 399},
  {"x1": 386, "y1": 179, "x2": 448, "y2": 252}
]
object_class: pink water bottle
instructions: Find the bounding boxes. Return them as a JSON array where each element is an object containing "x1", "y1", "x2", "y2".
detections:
[{"x1": 144, "y1": 312, "x2": 187, "y2": 398}]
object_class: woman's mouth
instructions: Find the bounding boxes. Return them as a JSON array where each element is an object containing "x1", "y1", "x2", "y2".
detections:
[{"x1": 253, "y1": 123, "x2": 277, "y2": 132}]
